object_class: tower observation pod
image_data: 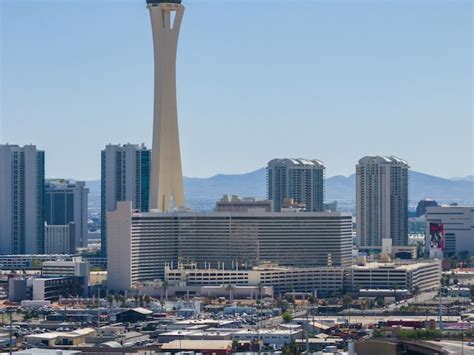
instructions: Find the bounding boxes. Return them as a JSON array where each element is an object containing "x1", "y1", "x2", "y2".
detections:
[{"x1": 146, "y1": 0, "x2": 185, "y2": 212}]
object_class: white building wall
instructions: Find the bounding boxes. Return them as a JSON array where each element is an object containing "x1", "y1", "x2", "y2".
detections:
[
  {"x1": 426, "y1": 206, "x2": 474, "y2": 255},
  {"x1": 45, "y1": 224, "x2": 72, "y2": 254},
  {"x1": 32, "y1": 279, "x2": 46, "y2": 300},
  {"x1": 107, "y1": 201, "x2": 132, "y2": 291}
]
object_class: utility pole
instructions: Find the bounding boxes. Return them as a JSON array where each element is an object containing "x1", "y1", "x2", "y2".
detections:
[
  {"x1": 438, "y1": 288, "x2": 443, "y2": 333},
  {"x1": 9, "y1": 309, "x2": 13, "y2": 355},
  {"x1": 305, "y1": 301, "x2": 309, "y2": 354},
  {"x1": 97, "y1": 288, "x2": 101, "y2": 336}
]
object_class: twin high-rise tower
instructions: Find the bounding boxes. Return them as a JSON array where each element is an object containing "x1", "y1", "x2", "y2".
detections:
[
  {"x1": 356, "y1": 156, "x2": 409, "y2": 247},
  {"x1": 147, "y1": 0, "x2": 185, "y2": 212}
]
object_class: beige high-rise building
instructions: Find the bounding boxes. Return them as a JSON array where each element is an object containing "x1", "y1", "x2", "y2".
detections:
[
  {"x1": 147, "y1": 0, "x2": 185, "y2": 212},
  {"x1": 356, "y1": 156, "x2": 409, "y2": 247}
]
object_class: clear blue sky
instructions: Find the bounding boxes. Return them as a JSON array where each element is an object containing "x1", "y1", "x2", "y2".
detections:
[{"x1": 1, "y1": 0, "x2": 472, "y2": 180}]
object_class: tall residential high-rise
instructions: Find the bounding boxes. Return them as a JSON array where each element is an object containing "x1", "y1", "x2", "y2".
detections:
[
  {"x1": 267, "y1": 158, "x2": 325, "y2": 212},
  {"x1": 0, "y1": 144, "x2": 45, "y2": 254},
  {"x1": 44, "y1": 179, "x2": 89, "y2": 249},
  {"x1": 356, "y1": 156, "x2": 409, "y2": 247},
  {"x1": 100, "y1": 144, "x2": 151, "y2": 256},
  {"x1": 147, "y1": 0, "x2": 185, "y2": 212}
]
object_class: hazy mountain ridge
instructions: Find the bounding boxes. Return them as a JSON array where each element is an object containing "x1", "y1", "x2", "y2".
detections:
[
  {"x1": 86, "y1": 168, "x2": 474, "y2": 211},
  {"x1": 450, "y1": 175, "x2": 474, "y2": 182}
]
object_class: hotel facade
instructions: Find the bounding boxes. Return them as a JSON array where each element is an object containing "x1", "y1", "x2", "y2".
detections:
[{"x1": 107, "y1": 201, "x2": 353, "y2": 290}]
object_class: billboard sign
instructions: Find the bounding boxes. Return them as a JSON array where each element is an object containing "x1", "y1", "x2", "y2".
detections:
[{"x1": 429, "y1": 222, "x2": 444, "y2": 258}]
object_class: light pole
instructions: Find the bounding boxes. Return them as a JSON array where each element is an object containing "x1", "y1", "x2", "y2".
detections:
[{"x1": 8, "y1": 308, "x2": 13, "y2": 355}]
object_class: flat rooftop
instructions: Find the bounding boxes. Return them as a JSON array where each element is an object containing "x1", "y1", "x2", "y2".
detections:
[{"x1": 352, "y1": 261, "x2": 439, "y2": 271}]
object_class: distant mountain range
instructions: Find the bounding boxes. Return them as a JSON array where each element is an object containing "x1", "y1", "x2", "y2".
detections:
[
  {"x1": 450, "y1": 175, "x2": 474, "y2": 182},
  {"x1": 85, "y1": 169, "x2": 474, "y2": 212}
]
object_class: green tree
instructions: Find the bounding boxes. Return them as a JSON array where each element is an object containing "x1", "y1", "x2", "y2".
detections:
[
  {"x1": 281, "y1": 341, "x2": 301, "y2": 355},
  {"x1": 231, "y1": 339, "x2": 239, "y2": 351},
  {"x1": 373, "y1": 329, "x2": 383, "y2": 338},
  {"x1": 31, "y1": 259, "x2": 42, "y2": 269},
  {"x1": 342, "y1": 295, "x2": 353, "y2": 308},
  {"x1": 282, "y1": 311, "x2": 293, "y2": 323},
  {"x1": 397, "y1": 329, "x2": 442, "y2": 340}
]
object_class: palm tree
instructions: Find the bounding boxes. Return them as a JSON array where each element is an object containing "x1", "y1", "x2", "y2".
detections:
[
  {"x1": 413, "y1": 285, "x2": 420, "y2": 302},
  {"x1": 161, "y1": 281, "x2": 169, "y2": 300},
  {"x1": 226, "y1": 284, "x2": 235, "y2": 302},
  {"x1": 361, "y1": 298, "x2": 368, "y2": 314},
  {"x1": 107, "y1": 295, "x2": 114, "y2": 310},
  {"x1": 446, "y1": 273, "x2": 451, "y2": 286},
  {"x1": 144, "y1": 294, "x2": 151, "y2": 306},
  {"x1": 257, "y1": 282, "x2": 263, "y2": 301},
  {"x1": 393, "y1": 283, "x2": 399, "y2": 301},
  {"x1": 134, "y1": 294, "x2": 139, "y2": 307},
  {"x1": 114, "y1": 294, "x2": 123, "y2": 307}
]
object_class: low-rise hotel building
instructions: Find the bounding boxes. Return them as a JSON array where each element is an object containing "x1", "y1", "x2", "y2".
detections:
[
  {"x1": 348, "y1": 260, "x2": 441, "y2": 293},
  {"x1": 165, "y1": 262, "x2": 344, "y2": 296}
]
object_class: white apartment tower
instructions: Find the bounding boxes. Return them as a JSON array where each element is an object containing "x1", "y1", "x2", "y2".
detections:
[
  {"x1": 267, "y1": 158, "x2": 325, "y2": 212},
  {"x1": 147, "y1": 0, "x2": 185, "y2": 212},
  {"x1": 100, "y1": 143, "x2": 151, "y2": 256},
  {"x1": 0, "y1": 144, "x2": 45, "y2": 254},
  {"x1": 356, "y1": 156, "x2": 409, "y2": 247}
]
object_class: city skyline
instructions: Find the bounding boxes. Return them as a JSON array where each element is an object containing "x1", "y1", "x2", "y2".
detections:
[{"x1": 1, "y1": 0, "x2": 472, "y2": 180}]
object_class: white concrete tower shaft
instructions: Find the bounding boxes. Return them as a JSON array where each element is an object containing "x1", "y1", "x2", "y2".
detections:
[{"x1": 147, "y1": 0, "x2": 185, "y2": 212}]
